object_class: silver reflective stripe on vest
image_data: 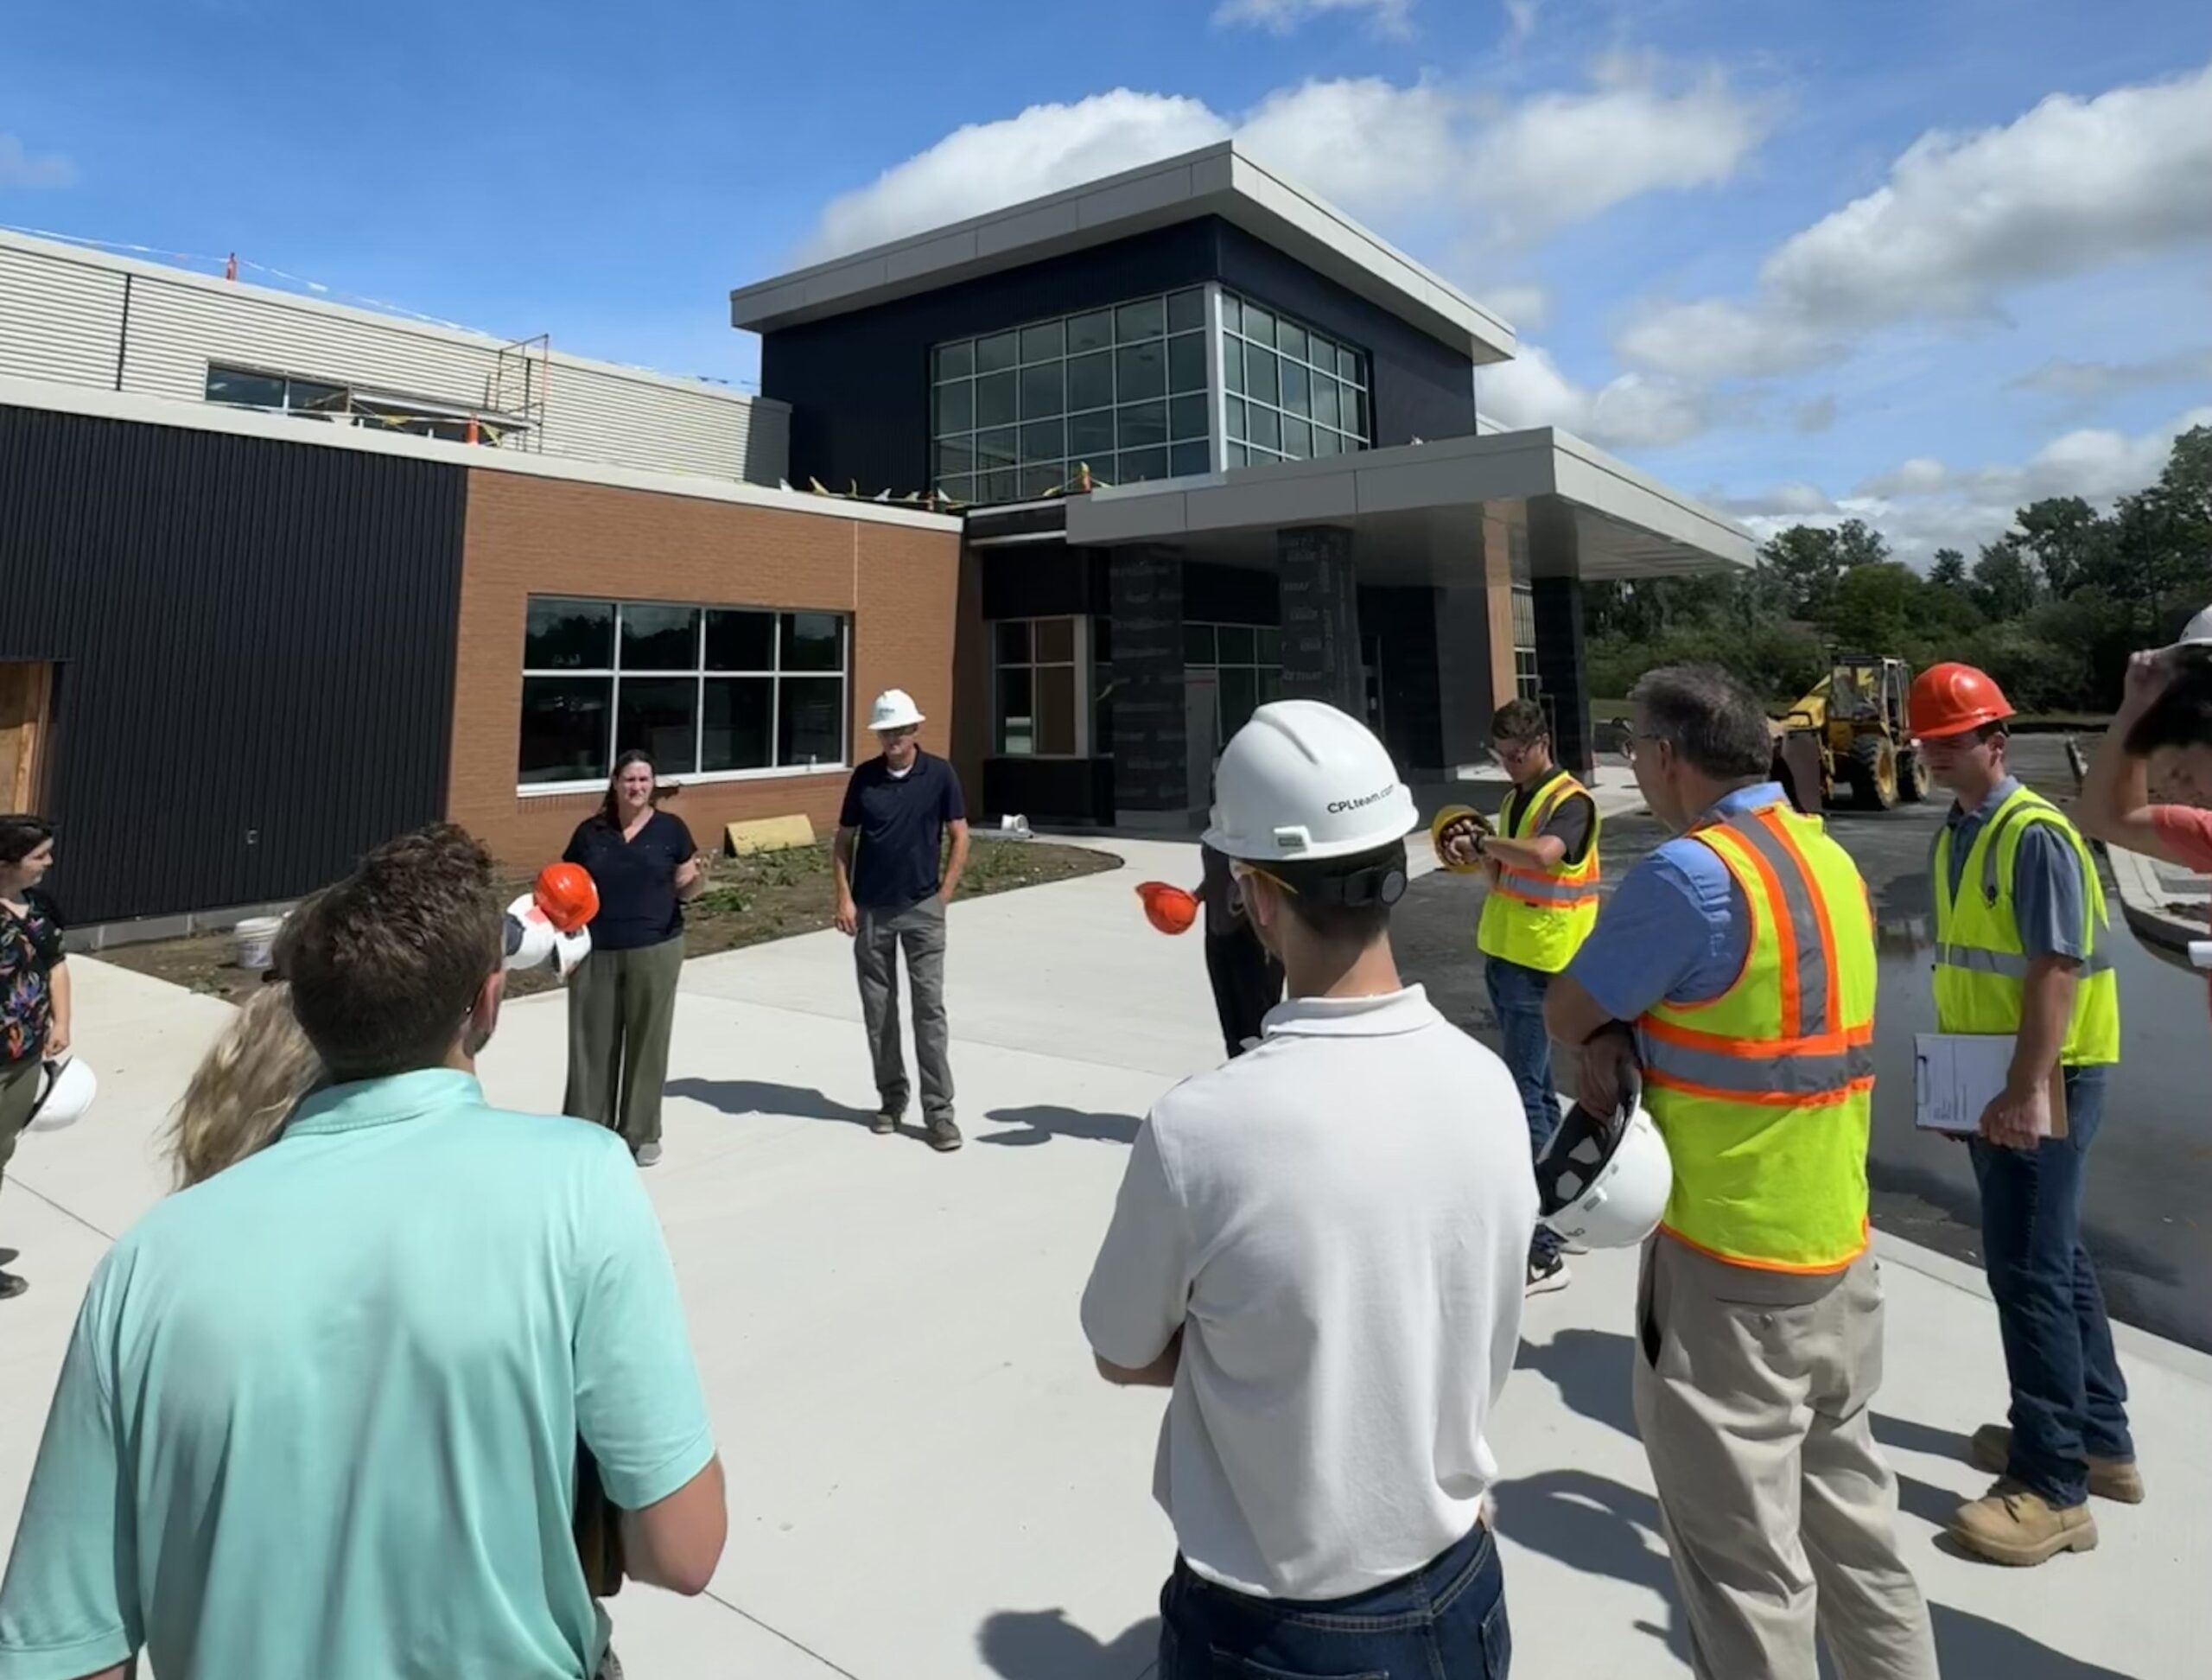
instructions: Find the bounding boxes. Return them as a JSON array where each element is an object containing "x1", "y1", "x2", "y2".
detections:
[
  {"x1": 1936, "y1": 942, "x2": 2113, "y2": 978},
  {"x1": 1705, "y1": 809, "x2": 1831, "y2": 1035},
  {"x1": 1643, "y1": 1035, "x2": 1876, "y2": 1097}
]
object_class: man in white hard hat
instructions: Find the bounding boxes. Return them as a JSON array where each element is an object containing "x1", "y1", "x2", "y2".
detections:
[
  {"x1": 1082, "y1": 700, "x2": 1536, "y2": 1677},
  {"x1": 834, "y1": 689, "x2": 970, "y2": 1152}
]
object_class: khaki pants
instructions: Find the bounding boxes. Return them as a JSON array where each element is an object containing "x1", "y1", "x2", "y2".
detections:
[
  {"x1": 563, "y1": 936, "x2": 684, "y2": 1149},
  {"x1": 1634, "y1": 1236, "x2": 1937, "y2": 1680}
]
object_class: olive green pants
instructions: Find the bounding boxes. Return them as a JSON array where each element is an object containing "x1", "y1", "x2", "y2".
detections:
[
  {"x1": 563, "y1": 936, "x2": 684, "y2": 1149},
  {"x1": 1, "y1": 1056, "x2": 40, "y2": 1195}
]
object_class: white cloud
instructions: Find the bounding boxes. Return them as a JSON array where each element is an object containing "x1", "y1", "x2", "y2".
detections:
[
  {"x1": 1790, "y1": 396, "x2": 1837, "y2": 434},
  {"x1": 1732, "y1": 405, "x2": 2212, "y2": 561},
  {"x1": 1479, "y1": 343, "x2": 1710, "y2": 449},
  {"x1": 1214, "y1": 0, "x2": 1414, "y2": 35},
  {"x1": 800, "y1": 62, "x2": 1769, "y2": 261},
  {"x1": 802, "y1": 92, "x2": 1230, "y2": 260},
  {"x1": 1621, "y1": 60, "x2": 2212, "y2": 379},
  {"x1": 1482, "y1": 283, "x2": 1550, "y2": 329},
  {"x1": 0, "y1": 135, "x2": 75, "y2": 190},
  {"x1": 2009, "y1": 347, "x2": 2212, "y2": 403}
]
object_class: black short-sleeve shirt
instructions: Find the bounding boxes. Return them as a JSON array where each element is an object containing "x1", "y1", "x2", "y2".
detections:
[
  {"x1": 563, "y1": 810, "x2": 696, "y2": 952},
  {"x1": 838, "y1": 753, "x2": 966, "y2": 909}
]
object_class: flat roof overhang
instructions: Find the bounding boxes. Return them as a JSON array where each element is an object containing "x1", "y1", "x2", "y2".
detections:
[
  {"x1": 1060, "y1": 428, "x2": 1755, "y2": 582},
  {"x1": 732, "y1": 143, "x2": 1516, "y2": 366}
]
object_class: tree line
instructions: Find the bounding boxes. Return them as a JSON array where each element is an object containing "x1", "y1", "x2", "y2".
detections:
[{"x1": 1584, "y1": 425, "x2": 2212, "y2": 716}]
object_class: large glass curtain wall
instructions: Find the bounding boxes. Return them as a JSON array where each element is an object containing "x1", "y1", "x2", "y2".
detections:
[
  {"x1": 931, "y1": 290, "x2": 1211, "y2": 504},
  {"x1": 1220, "y1": 291, "x2": 1370, "y2": 468}
]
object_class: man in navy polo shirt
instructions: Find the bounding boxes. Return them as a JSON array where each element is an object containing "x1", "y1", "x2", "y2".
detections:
[{"x1": 834, "y1": 690, "x2": 970, "y2": 1153}]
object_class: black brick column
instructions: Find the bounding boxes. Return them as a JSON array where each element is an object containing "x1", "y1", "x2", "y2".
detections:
[
  {"x1": 1277, "y1": 525, "x2": 1363, "y2": 717},
  {"x1": 1532, "y1": 573, "x2": 1593, "y2": 776},
  {"x1": 1107, "y1": 546, "x2": 1188, "y2": 819}
]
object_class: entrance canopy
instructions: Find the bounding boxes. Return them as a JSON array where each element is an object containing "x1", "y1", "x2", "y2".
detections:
[{"x1": 1063, "y1": 426, "x2": 1754, "y2": 581}]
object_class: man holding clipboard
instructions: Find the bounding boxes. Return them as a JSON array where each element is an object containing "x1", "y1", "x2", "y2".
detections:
[{"x1": 1913, "y1": 662, "x2": 2138, "y2": 1568}]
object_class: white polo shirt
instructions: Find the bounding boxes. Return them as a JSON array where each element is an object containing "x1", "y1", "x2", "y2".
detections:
[{"x1": 1081, "y1": 985, "x2": 1536, "y2": 1602}]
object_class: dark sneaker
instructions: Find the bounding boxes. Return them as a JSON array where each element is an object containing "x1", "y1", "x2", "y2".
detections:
[
  {"x1": 0, "y1": 1270, "x2": 27, "y2": 1301},
  {"x1": 1972, "y1": 1422, "x2": 2145, "y2": 1505},
  {"x1": 634, "y1": 1142, "x2": 663, "y2": 1168},
  {"x1": 870, "y1": 1110, "x2": 900, "y2": 1136},
  {"x1": 925, "y1": 1117, "x2": 963, "y2": 1153},
  {"x1": 1526, "y1": 1255, "x2": 1572, "y2": 1295}
]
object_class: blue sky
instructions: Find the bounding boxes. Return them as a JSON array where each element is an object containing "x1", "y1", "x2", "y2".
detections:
[{"x1": 5, "y1": 0, "x2": 2210, "y2": 558}]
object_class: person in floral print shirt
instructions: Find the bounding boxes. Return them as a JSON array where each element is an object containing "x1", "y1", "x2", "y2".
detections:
[{"x1": 0, "y1": 812, "x2": 70, "y2": 1302}]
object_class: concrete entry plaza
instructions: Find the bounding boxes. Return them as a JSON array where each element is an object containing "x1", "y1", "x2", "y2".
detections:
[{"x1": 2, "y1": 835, "x2": 2202, "y2": 1679}]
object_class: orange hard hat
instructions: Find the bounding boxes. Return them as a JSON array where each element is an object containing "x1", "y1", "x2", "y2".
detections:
[
  {"x1": 534, "y1": 862, "x2": 600, "y2": 933},
  {"x1": 1908, "y1": 662, "x2": 2016, "y2": 740},
  {"x1": 1135, "y1": 881, "x2": 1198, "y2": 936}
]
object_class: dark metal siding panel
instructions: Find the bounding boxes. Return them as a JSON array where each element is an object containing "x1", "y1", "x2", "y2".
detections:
[{"x1": 0, "y1": 404, "x2": 467, "y2": 924}]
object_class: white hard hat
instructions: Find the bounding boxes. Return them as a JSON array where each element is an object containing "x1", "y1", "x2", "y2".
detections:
[
  {"x1": 28, "y1": 1056, "x2": 96, "y2": 1132},
  {"x1": 1535, "y1": 1091, "x2": 1673, "y2": 1250},
  {"x1": 869, "y1": 690, "x2": 925, "y2": 731},
  {"x1": 2170, "y1": 603, "x2": 2212, "y2": 648},
  {"x1": 504, "y1": 896, "x2": 557, "y2": 971},
  {"x1": 1203, "y1": 699, "x2": 1418, "y2": 863},
  {"x1": 551, "y1": 926, "x2": 593, "y2": 980}
]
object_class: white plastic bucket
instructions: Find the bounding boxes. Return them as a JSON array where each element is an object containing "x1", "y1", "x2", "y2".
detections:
[{"x1": 234, "y1": 916, "x2": 283, "y2": 972}]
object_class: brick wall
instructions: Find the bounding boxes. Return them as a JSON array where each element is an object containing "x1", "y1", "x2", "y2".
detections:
[{"x1": 450, "y1": 470, "x2": 961, "y2": 868}]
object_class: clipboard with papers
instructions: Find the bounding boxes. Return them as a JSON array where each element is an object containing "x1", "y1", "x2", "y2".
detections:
[{"x1": 1913, "y1": 1034, "x2": 2068, "y2": 1140}]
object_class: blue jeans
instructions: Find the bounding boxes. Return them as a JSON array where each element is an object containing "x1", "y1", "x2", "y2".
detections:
[
  {"x1": 1485, "y1": 957, "x2": 1561, "y2": 1266},
  {"x1": 1159, "y1": 1520, "x2": 1510, "y2": 1680},
  {"x1": 1967, "y1": 1066, "x2": 2133, "y2": 1509}
]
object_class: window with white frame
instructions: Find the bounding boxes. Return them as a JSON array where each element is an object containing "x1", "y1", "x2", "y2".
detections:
[
  {"x1": 993, "y1": 618, "x2": 1087, "y2": 756},
  {"x1": 1185, "y1": 620, "x2": 1283, "y2": 748},
  {"x1": 932, "y1": 291, "x2": 1213, "y2": 506},
  {"x1": 518, "y1": 598, "x2": 849, "y2": 787},
  {"x1": 1511, "y1": 585, "x2": 1541, "y2": 702},
  {"x1": 1220, "y1": 292, "x2": 1370, "y2": 468}
]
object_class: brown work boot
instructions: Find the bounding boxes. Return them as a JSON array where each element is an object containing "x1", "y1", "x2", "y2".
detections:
[
  {"x1": 1948, "y1": 1480, "x2": 2098, "y2": 1566},
  {"x1": 1970, "y1": 1423, "x2": 2145, "y2": 1505}
]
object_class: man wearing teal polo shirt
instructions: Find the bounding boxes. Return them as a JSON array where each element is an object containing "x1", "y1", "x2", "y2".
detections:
[{"x1": 0, "y1": 825, "x2": 725, "y2": 1680}]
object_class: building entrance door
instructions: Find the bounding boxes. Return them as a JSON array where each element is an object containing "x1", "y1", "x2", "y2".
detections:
[{"x1": 1185, "y1": 670, "x2": 1219, "y2": 815}]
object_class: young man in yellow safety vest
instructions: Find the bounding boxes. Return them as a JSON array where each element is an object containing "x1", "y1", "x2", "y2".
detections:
[
  {"x1": 1446, "y1": 698, "x2": 1599, "y2": 1295},
  {"x1": 1545, "y1": 665, "x2": 1936, "y2": 1680},
  {"x1": 1910, "y1": 661, "x2": 2138, "y2": 1567}
]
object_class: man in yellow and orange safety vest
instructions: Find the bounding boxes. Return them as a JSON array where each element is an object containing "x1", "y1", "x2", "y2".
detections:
[
  {"x1": 1545, "y1": 665, "x2": 1936, "y2": 1680},
  {"x1": 1440, "y1": 699, "x2": 1599, "y2": 1296}
]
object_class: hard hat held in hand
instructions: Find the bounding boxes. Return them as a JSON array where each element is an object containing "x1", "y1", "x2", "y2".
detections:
[
  {"x1": 533, "y1": 862, "x2": 599, "y2": 934},
  {"x1": 868, "y1": 689, "x2": 925, "y2": 732},
  {"x1": 1135, "y1": 881, "x2": 1198, "y2": 935},
  {"x1": 504, "y1": 896, "x2": 558, "y2": 972},
  {"x1": 28, "y1": 1056, "x2": 97, "y2": 1132},
  {"x1": 1205, "y1": 700, "x2": 1418, "y2": 863},
  {"x1": 1535, "y1": 1091, "x2": 1672, "y2": 1250},
  {"x1": 1908, "y1": 663, "x2": 2015, "y2": 740},
  {"x1": 1429, "y1": 804, "x2": 1493, "y2": 874}
]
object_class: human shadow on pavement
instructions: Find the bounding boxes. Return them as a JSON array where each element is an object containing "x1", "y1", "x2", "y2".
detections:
[
  {"x1": 978, "y1": 1607, "x2": 1160, "y2": 1680},
  {"x1": 1872, "y1": 1412, "x2": 1977, "y2": 1469},
  {"x1": 1498, "y1": 1468, "x2": 2133, "y2": 1679},
  {"x1": 1515, "y1": 1327, "x2": 1643, "y2": 1441},
  {"x1": 980, "y1": 1104, "x2": 1142, "y2": 1147},
  {"x1": 662, "y1": 1079, "x2": 878, "y2": 1129}
]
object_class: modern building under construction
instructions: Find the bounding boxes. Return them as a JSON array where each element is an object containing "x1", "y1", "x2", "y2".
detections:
[{"x1": 0, "y1": 146, "x2": 1749, "y2": 932}]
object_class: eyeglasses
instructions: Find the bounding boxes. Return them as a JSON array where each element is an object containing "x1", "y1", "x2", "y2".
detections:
[{"x1": 1623, "y1": 732, "x2": 1666, "y2": 763}]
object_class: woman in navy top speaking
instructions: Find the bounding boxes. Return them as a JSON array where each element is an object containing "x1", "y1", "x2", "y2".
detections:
[{"x1": 562, "y1": 751, "x2": 702, "y2": 1165}]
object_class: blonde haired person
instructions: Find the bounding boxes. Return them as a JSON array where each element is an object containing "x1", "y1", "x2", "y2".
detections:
[{"x1": 163, "y1": 981, "x2": 322, "y2": 1189}]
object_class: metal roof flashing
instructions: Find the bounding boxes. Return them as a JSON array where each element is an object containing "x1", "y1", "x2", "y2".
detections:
[{"x1": 730, "y1": 143, "x2": 1516, "y2": 365}]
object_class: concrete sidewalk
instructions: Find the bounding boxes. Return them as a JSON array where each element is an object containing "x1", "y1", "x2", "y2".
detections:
[{"x1": 3, "y1": 837, "x2": 2199, "y2": 1679}]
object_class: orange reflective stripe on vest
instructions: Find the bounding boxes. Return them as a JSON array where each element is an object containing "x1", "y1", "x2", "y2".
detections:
[{"x1": 1476, "y1": 772, "x2": 1601, "y2": 975}]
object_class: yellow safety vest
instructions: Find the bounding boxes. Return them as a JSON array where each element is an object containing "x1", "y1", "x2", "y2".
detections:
[
  {"x1": 1477, "y1": 772, "x2": 1601, "y2": 975},
  {"x1": 1638, "y1": 799, "x2": 1877, "y2": 1274},
  {"x1": 1931, "y1": 786, "x2": 2120, "y2": 1066}
]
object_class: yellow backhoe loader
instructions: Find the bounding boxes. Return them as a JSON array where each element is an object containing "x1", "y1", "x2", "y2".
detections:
[{"x1": 1769, "y1": 654, "x2": 1926, "y2": 812}]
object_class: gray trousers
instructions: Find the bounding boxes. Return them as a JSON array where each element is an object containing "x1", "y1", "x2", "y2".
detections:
[
  {"x1": 1634, "y1": 1237, "x2": 1937, "y2": 1680},
  {"x1": 855, "y1": 897, "x2": 953, "y2": 1123},
  {"x1": 563, "y1": 935, "x2": 685, "y2": 1149}
]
